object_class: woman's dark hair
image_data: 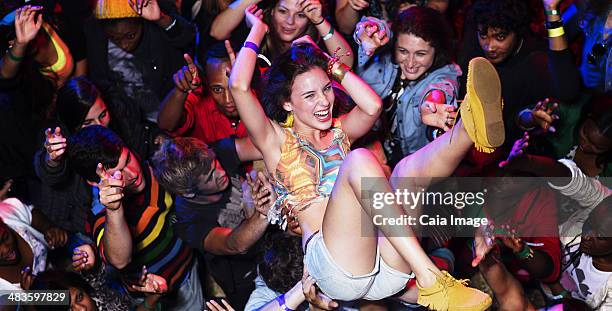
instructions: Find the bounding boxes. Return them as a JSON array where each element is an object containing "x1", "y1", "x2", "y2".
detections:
[
  {"x1": 258, "y1": 230, "x2": 304, "y2": 293},
  {"x1": 57, "y1": 77, "x2": 102, "y2": 134},
  {"x1": 470, "y1": 0, "x2": 531, "y2": 38},
  {"x1": 262, "y1": 43, "x2": 329, "y2": 123},
  {"x1": 391, "y1": 6, "x2": 453, "y2": 71},
  {"x1": 31, "y1": 270, "x2": 95, "y2": 311},
  {"x1": 260, "y1": 0, "x2": 325, "y2": 59}
]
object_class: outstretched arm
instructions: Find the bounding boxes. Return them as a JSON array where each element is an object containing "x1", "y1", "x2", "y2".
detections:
[
  {"x1": 0, "y1": 5, "x2": 43, "y2": 80},
  {"x1": 229, "y1": 5, "x2": 282, "y2": 155},
  {"x1": 210, "y1": 0, "x2": 261, "y2": 40}
]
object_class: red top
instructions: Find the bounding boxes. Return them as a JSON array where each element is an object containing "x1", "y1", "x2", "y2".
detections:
[{"x1": 169, "y1": 88, "x2": 248, "y2": 144}]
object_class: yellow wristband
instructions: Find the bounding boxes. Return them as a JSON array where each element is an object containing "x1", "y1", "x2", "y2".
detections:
[{"x1": 547, "y1": 27, "x2": 565, "y2": 38}]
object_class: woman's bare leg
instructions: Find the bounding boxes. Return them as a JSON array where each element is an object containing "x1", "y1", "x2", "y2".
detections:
[{"x1": 323, "y1": 149, "x2": 439, "y2": 287}]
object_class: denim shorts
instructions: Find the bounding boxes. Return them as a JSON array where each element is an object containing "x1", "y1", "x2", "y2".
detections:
[{"x1": 304, "y1": 231, "x2": 414, "y2": 301}]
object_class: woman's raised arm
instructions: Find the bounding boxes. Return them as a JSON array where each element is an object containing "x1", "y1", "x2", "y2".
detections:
[{"x1": 229, "y1": 5, "x2": 282, "y2": 153}]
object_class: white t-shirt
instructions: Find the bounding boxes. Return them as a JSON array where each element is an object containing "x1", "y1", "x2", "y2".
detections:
[
  {"x1": 0, "y1": 198, "x2": 48, "y2": 290},
  {"x1": 561, "y1": 243, "x2": 612, "y2": 310}
]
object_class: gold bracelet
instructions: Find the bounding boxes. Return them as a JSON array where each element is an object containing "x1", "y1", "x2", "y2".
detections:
[
  {"x1": 547, "y1": 27, "x2": 565, "y2": 38},
  {"x1": 331, "y1": 63, "x2": 351, "y2": 83}
]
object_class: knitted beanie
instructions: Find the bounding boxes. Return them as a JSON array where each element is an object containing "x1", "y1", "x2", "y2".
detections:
[{"x1": 94, "y1": 0, "x2": 140, "y2": 19}]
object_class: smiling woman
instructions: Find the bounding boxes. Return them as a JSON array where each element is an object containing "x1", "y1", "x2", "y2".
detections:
[{"x1": 356, "y1": 6, "x2": 460, "y2": 165}]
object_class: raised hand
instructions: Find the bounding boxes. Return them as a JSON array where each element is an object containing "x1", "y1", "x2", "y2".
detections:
[
  {"x1": 173, "y1": 54, "x2": 200, "y2": 93},
  {"x1": 499, "y1": 132, "x2": 529, "y2": 168},
  {"x1": 348, "y1": 0, "x2": 369, "y2": 11},
  {"x1": 96, "y1": 164, "x2": 124, "y2": 211},
  {"x1": 245, "y1": 4, "x2": 267, "y2": 32},
  {"x1": 128, "y1": 0, "x2": 161, "y2": 21},
  {"x1": 44, "y1": 127, "x2": 67, "y2": 164},
  {"x1": 72, "y1": 244, "x2": 96, "y2": 272},
  {"x1": 299, "y1": 0, "x2": 324, "y2": 25},
  {"x1": 224, "y1": 40, "x2": 236, "y2": 67},
  {"x1": 420, "y1": 90, "x2": 457, "y2": 131},
  {"x1": 302, "y1": 268, "x2": 339, "y2": 310},
  {"x1": 45, "y1": 227, "x2": 68, "y2": 249},
  {"x1": 355, "y1": 17, "x2": 389, "y2": 56},
  {"x1": 131, "y1": 266, "x2": 168, "y2": 294},
  {"x1": 14, "y1": 5, "x2": 43, "y2": 46},
  {"x1": 206, "y1": 299, "x2": 235, "y2": 311},
  {"x1": 531, "y1": 98, "x2": 559, "y2": 133},
  {"x1": 542, "y1": 0, "x2": 562, "y2": 10}
]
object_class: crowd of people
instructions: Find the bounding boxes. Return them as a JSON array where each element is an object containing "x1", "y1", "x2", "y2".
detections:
[{"x1": 0, "y1": 0, "x2": 609, "y2": 310}]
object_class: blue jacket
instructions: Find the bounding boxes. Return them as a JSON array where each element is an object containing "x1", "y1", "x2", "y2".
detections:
[{"x1": 356, "y1": 47, "x2": 462, "y2": 155}]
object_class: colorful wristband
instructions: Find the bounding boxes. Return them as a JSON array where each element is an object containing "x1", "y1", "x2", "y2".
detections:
[
  {"x1": 322, "y1": 27, "x2": 335, "y2": 41},
  {"x1": 547, "y1": 27, "x2": 565, "y2": 38},
  {"x1": 276, "y1": 294, "x2": 295, "y2": 311},
  {"x1": 6, "y1": 49, "x2": 24, "y2": 62},
  {"x1": 545, "y1": 9, "x2": 559, "y2": 15},
  {"x1": 243, "y1": 41, "x2": 259, "y2": 54}
]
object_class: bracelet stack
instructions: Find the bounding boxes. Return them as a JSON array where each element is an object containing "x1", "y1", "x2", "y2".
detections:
[{"x1": 6, "y1": 49, "x2": 24, "y2": 62}]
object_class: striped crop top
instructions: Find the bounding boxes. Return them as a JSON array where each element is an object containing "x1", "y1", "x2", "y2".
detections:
[{"x1": 268, "y1": 119, "x2": 351, "y2": 230}]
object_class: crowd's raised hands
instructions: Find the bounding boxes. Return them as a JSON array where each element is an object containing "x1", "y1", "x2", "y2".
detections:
[
  {"x1": 499, "y1": 132, "x2": 530, "y2": 168},
  {"x1": 128, "y1": 0, "x2": 161, "y2": 21},
  {"x1": 14, "y1": 5, "x2": 43, "y2": 46},
  {"x1": 173, "y1": 53, "x2": 201, "y2": 93},
  {"x1": 245, "y1": 4, "x2": 267, "y2": 32},
  {"x1": 72, "y1": 244, "x2": 96, "y2": 272},
  {"x1": 299, "y1": 0, "x2": 324, "y2": 25},
  {"x1": 96, "y1": 164, "x2": 124, "y2": 211},
  {"x1": 131, "y1": 266, "x2": 168, "y2": 295},
  {"x1": 44, "y1": 127, "x2": 67, "y2": 166},
  {"x1": 355, "y1": 17, "x2": 390, "y2": 56}
]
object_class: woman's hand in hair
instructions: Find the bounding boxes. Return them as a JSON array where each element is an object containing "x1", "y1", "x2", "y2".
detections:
[
  {"x1": 299, "y1": 0, "x2": 324, "y2": 25},
  {"x1": 245, "y1": 4, "x2": 268, "y2": 33},
  {"x1": 14, "y1": 5, "x2": 43, "y2": 46},
  {"x1": 355, "y1": 17, "x2": 389, "y2": 56}
]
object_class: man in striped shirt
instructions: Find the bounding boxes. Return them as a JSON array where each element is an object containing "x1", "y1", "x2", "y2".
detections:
[{"x1": 68, "y1": 125, "x2": 202, "y2": 310}]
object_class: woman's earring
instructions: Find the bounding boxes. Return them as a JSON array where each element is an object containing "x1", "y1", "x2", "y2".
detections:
[{"x1": 280, "y1": 112, "x2": 294, "y2": 128}]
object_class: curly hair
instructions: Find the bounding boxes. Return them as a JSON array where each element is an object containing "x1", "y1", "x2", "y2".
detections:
[
  {"x1": 151, "y1": 137, "x2": 216, "y2": 196},
  {"x1": 391, "y1": 6, "x2": 454, "y2": 71},
  {"x1": 67, "y1": 125, "x2": 126, "y2": 183},
  {"x1": 470, "y1": 0, "x2": 531, "y2": 38},
  {"x1": 261, "y1": 43, "x2": 329, "y2": 123},
  {"x1": 259, "y1": 230, "x2": 304, "y2": 293}
]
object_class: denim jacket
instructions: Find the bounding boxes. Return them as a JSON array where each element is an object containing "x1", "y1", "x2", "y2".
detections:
[{"x1": 356, "y1": 46, "x2": 462, "y2": 155}]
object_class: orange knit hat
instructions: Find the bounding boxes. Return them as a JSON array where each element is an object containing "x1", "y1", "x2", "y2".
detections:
[{"x1": 94, "y1": 0, "x2": 140, "y2": 19}]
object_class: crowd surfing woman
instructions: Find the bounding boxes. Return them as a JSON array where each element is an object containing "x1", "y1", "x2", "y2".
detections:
[
  {"x1": 229, "y1": 4, "x2": 508, "y2": 310},
  {"x1": 247, "y1": 0, "x2": 353, "y2": 68},
  {"x1": 356, "y1": 6, "x2": 461, "y2": 166}
]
